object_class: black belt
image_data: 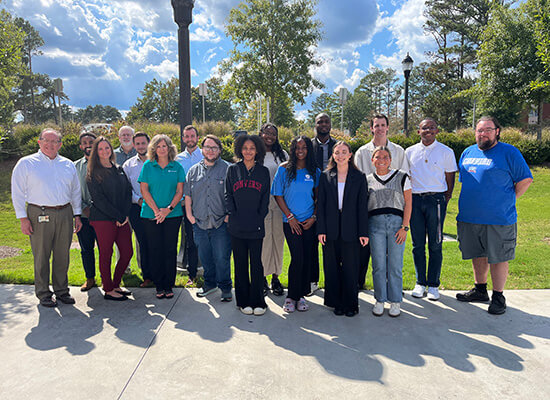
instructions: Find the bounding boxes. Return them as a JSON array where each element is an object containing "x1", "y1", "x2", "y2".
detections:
[
  {"x1": 29, "y1": 203, "x2": 70, "y2": 210},
  {"x1": 413, "y1": 192, "x2": 444, "y2": 197}
]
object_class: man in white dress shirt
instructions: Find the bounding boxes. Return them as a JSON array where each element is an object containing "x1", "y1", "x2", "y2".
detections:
[
  {"x1": 406, "y1": 118, "x2": 457, "y2": 301},
  {"x1": 354, "y1": 114, "x2": 409, "y2": 289},
  {"x1": 11, "y1": 128, "x2": 82, "y2": 307}
]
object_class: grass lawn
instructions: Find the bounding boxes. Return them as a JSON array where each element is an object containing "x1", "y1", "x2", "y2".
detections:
[{"x1": 1, "y1": 159, "x2": 548, "y2": 290}]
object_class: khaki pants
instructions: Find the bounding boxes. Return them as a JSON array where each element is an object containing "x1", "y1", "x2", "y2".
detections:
[
  {"x1": 27, "y1": 205, "x2": 73, "y2": 300},
  {"x1": 261, "y1": 200, "x2": 285, "y2": 276}
]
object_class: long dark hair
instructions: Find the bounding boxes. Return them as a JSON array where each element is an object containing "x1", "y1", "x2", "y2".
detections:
[
  {"x1": 260, "y1": 123, "x2": 287, "y2": 163},
  {"x1": 86, "y1": 136, "x2": 116, "y2": 183},
  {"x1": 233, "y1": 134, "x2": 266, "y2": 164},
  {"x1": 285, "y1": 135, "x2": 316, "y2": 184},
  {"x1": 326, "y1": 141, "x2": 359, "y2": 172}
]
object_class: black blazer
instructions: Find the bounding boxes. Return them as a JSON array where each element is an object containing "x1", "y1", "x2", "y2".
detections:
[
  {"x1": 317, "y1": 168, "x2": 368, "y2": 242},
  {"x1": 311, "y1": 136, "x2": 337, "y2": 170}
]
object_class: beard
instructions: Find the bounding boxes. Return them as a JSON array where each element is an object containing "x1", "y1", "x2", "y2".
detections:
[
  {"x1": 185, "y1": 140, "x2": 198, "y2": 149},
  {"x1": 84, "y1": 147, "x2": 92, "y2": 156},
  {"x1": 316, "y1": 128, "x2": 330, "y2": 137},
  {"x1": 121, "y1": 139, "x2": 133, "y2": 147},
  {"x1": 477, "y1": 137, "x2": 497, "y2": 151}
]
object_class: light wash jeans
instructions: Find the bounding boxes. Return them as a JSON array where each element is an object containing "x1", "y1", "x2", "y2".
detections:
[{"x1": 369, "y1": 214, "x2": 405, "y2": 303}]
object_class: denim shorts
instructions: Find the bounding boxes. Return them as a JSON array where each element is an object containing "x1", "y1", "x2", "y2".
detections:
[{"x1": 457, "y1": 221, "x2": 517, "y2": 264}]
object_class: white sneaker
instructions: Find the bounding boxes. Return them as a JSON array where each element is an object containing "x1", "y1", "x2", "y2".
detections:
[
  {"x1": 306, "y1": 282, "x2": 319, "y2": 297},
  {"x1": 427, "y1": 286, "x2": 440, "y2": 301},
  {"x1": 253, "y1": 307, "x2": 266, "y2": 316},
  {"x1": 389, "y1": 302, "x2": 401, "y2": 317},
  {"x1": 240, "y1": 306, "x2": 253, "y2": 315},
  {"x1": 411, "y1": 284, "x2": 426, "y2": 298},
  {"x1": 372, "y1": 301, "x2": 384, "y2": 316}
]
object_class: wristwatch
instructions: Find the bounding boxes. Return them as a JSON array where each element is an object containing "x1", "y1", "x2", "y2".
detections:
[
  {"x1": 401, "y1": 225, "x2": 409, "y2": 231},
  {"x1": 168, "y1": 205, "x2": 174, "y2": 211}
]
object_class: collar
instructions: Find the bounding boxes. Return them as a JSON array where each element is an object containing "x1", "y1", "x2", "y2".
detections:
[
  {"x1": 151, "y1": 159, "x2": 175, "y2": 168},
  {"x1": 38, "y1": 149, "x2": 60, "y2": 161},
  {"x1": 185, "y1": 147, "x2": 201, "y2": 157},
  {"x1": 369, "y1": 138, "x2": 390, "y2": 148},
  {"x1": 420, "y1": 139, "x2": 438, "y2": 149},
  {"x1": 315, "y1": 136, "x2": 331, "y2": 146}
]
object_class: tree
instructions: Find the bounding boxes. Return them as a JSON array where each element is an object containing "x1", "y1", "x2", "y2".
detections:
[
  {"x1": 75, "y1": 105, "x2": 122, "y2": 124},
  {"x1": 0, "y1": 8, "x2": 25, "y2": 126},
  {"x1": 307, "y1": 92, "x2": 340, "y2": 124},
  {"x1": 192, "y1": 77, "x2": 236, "y2": 123},
  {"x1": 475, "y1": 0, "x2": 550, "y2": 134},
  {"x1": 14, "y1": 17, "x2": 44, "y2": 123},
  {"x1": 222, "y1": 0, "x2": 322, "y2": 126}
]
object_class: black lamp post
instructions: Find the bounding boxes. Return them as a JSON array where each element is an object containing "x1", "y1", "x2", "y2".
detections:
[
  {"x1": 402, "y1": 53, "x2": 414, "y2": 136},
  {"x1": 172, "y1": 0, "x2": 194, "y2": 149}
]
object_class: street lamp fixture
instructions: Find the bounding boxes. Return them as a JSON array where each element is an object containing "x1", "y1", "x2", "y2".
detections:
[
  {"x1": 402, "y1": 52, "x2": 414, "y2": 136},
  {"x1": 171, "y1": 0, "x2": 195, "y2": 148}
]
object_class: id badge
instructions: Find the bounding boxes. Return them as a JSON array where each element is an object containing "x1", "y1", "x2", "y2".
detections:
[{"x1": 38, "y1": 215, "x2": 50, "y2": 223}]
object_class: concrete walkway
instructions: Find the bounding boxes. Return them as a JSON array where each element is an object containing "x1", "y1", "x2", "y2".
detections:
[{"x1": 0, "y1": 284, "x2": 548, "y2": 399}]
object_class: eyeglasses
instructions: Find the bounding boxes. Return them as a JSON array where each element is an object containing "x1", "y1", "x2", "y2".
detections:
[
  {"x1": 203, "y1": 146, "x2": 220, "y2": 152},
  {"x1": 262, "y1": 131, "x2": 277, "y2": 137},
  {"x1": 40, "y1": 139, "x2": 61, "y2": 145},
  {"x1": 476, "y1": 128, "x2": 497, "y2": 134}
]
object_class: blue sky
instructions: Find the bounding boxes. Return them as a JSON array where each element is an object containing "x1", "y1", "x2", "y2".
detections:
[{"x1": 4, "y1": 0, "x2": 436, "y2": 120}]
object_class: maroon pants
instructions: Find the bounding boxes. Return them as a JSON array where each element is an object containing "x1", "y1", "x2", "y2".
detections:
[{"x1": 90, "y1": 220, "x2": 133, "y2": 292}]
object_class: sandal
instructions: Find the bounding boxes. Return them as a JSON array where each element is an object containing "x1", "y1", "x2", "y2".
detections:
[
  {"x1": 165, "y1": 291, "x2": 174, "y2": 299},
  {"x1": 156, "y1": 292, "x2": 165, "y2": 299},
  {"x1": 283, "y1": 298, "x2": 296, "y2": 313},
  {"x1": 297, "y1": 297, "x2": 309, "y2": 312}
]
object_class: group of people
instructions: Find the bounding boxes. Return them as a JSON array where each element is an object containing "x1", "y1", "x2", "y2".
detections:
[{"x1": 11, "y1": 112, "x2": 532, "y2": 317}]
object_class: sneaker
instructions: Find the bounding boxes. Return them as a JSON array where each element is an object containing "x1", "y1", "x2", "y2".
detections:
[
  {"x1": 240, "y1": 306, "x2": 253, "y2": 315},
  {"x1": 221, "y1": 291, "x2": 233, "y2": 302},
  {"x1": 427, "y1": 287, "x2": 440, "y2": 301},
  {"x1": 283, "y1": 298, "x2": 296, "y2": 313},
  {"x1": 271, "y1": 277, "x2": 284, "y2": 296},
  {"x1": 296, "y1": 297, "x2": 309, "y2": 312},
  {"x1": 263, "y1": 278, "x2": 270, "y2": 297},
  {"x1": 196, "y1": 286, "x2": 217, "y2": 298},
  {"x1": 57, "y1": 293, "x2": 76, "y2": 304},
  {"x1": 389, "y1": 302, "x2": 401, "y2": 317},
  {"x1": 372, "y1": 301, "x2": 384, "y2": 316},
  {"x1": 253, "y1": 307, "x2": 267, "y2": 316},
  {"x1": 39, "y1": 296, "x2": 57, "y2": 308},
  {"x1": 456, "y1": 287, "x2": 489, "y2": 303},
  {"x1": 80, "y1": 278, "x2": 96, "y2": 292},
  {"x1": 124, "y1": 266, "x2": 132, "y2": 275},
  {"x1": 488, "y1": 293, "x2": 506, "y2": 315},
  {"x1": 411, "y1": 284, "x2": 426, "y2": 298},
  {"x1": 306, "y1": 282, "x2": 319, "y2": 297}
]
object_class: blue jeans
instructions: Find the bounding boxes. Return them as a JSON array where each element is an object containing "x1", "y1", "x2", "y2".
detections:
[
  {"x1": 193, "y1": 222, "x2": 232, "y2": 292},
  {"x1": 369, "y1": 214, "x2": 405, "y2": 303},
  {"x1": 76, "y1": 217, "x2": 96, "y2": 279},
  {"x1": 410, "y1": 193, "x2": 446, "y2": 287}
]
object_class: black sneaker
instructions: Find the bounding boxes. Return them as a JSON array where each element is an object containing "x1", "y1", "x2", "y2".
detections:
[
  {"x1": 456, "y1": 287, "x2": 489, "y2": 302},
  {"x1": 263, "y1": 278, "x2": 270, "y2": 297},
  {"x1": 271, "y1": 277, "x2": 284, "y2": 296},
  {"x1": 488, "y1": 293, "x2": 506, "y2": 315}
]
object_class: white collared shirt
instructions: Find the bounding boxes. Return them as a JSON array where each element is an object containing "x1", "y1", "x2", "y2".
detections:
[
  {"x1": 122, "y1": 154, "x2": 146, "y2": 204},
  {"x1": 354, "y1": 139, "x2": 409, "y2": 176},
  {"x1": 405, "y1": 140, "x2": 458, "y2": 193},
  {"x1": 11, "y1": 150, "x2": 82, "y2": 218}
]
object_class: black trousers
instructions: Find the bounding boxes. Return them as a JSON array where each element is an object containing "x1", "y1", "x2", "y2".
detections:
[
  {"x1": 143, "y1": 216, "x2": 182, "y2": 292},
  {"x1": 358, "y1": 243, "x2": 371, "y2": 288},
  {"x1": 183, "y1": 213, "x2": 199, "y2": 278},
  {"x1": 232, "y1": 236, "x2": 267, "y2": 309},
  {"x1": 283, "y1": 222, "x2": 316, "y2": 301},
  {"x1": 323, "y1": 237, "x2": 360, "y2": 313},
  {"x1": 129, "y1": 204, "x2": 152, "y2": 281},
  {"x1": 76, "y1": 217, "x2": 97, "y2": 279}
]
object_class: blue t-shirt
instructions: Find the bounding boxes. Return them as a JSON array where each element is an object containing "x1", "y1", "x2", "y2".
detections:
[
  {"x1": 138, "y1": 160, "x2": 186, "y2": 219},
  {"x1": 457, "y1": 142, "x2": 532, "y2": 225},
  {"x1": 271, "y1": 166, "x2": 321, "y2": 222}
]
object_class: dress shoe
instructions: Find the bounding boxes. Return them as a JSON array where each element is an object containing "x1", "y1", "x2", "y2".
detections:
[
  {"x1": 80, "y1": 278, "x2": 96, "y2": 292},
  {"x1": 333, "y1": 308, "x2": 345, "y2": 316},
  {"x1": 40, "y1": 297, "x2": 57, "y2": 307},
  {"x1": 104, "y1": 293, "x2": 128, "y2": 301},
  {"x1": 57, "y1": 293, "x2": 76, "y2": 304},
  {"x1": 115, "y1": 288, "x2": 132, "y2": 296}
]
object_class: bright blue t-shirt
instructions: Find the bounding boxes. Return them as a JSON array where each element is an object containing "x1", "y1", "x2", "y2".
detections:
[
  {"x1": 457, "y1": 142, "x2": 532, "y2": 225},
  {"x1": 138, "y1": 159, "x2": 186, "y2": 219},
  {"x1": 271, "y1": 166, "x2": 321, "y2": 222}
]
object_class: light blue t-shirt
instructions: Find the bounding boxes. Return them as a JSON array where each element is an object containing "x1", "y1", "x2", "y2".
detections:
[
  {"x1": 138, "y1": 160, "x2": 186, "y2": 219},
  {"x1": 457, "y1": 142, "x2": 532, "y2": 225},
  {"x1": 271, "y1": 166, "x2": 321, "y2": 222}
]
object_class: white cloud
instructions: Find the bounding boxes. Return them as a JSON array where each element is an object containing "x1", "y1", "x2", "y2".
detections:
[
  {"x1": 141, "y1": 59, "x2": 178, "y2": 80},
  {"x1": 190, "y1": 27, "x2": 221, "y2": 43},
  {"x1": 344, "y1": 68, "x2": 367, "y2": 89}
]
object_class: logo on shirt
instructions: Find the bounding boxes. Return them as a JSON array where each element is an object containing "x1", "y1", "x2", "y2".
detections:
[
  {"x1": 233, "y1": 179, "x2": 263, "y2": 192},
  {"x1": 304, "y1": 174, "x2": 313, "y2": 182},
  {"x1": 468, "y1": 166, "x2": 477, "y2": 174},
  {"x1": 463, "y1": 157, "x2": 492, "y2": 166}
]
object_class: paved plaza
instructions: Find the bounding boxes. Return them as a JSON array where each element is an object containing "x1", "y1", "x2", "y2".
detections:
[{"x1": 0, "y1": 284, "x2": 548, "y2": 399}]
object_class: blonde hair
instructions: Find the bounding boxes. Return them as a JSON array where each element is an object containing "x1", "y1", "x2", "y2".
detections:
[{"x1": 147, "y1": 134, "x2": 177, "y2": 162}]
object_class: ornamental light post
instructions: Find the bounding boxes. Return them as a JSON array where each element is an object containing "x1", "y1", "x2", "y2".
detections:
[
  {"x1": 402, "y1": 53, "x2": 414, "y2": 136},
  {"x1": 171, "y1": 0, "x2": 194, "y2": 149}
]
